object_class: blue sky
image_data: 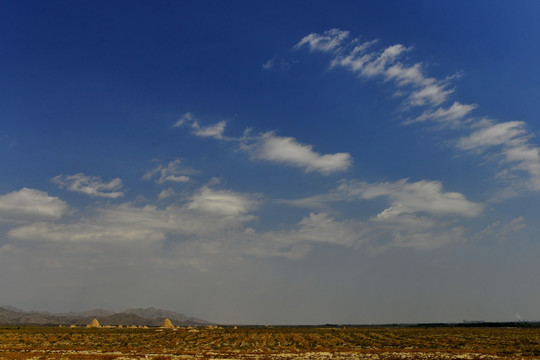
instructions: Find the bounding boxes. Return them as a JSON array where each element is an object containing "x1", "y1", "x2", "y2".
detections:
[{"x1": 1, "y1": 1, "x2": 540, "y2": 324}]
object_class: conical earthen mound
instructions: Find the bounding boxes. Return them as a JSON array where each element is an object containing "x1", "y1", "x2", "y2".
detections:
[
  {"x1": 87, "y1": 318, "x2": 101, "y2": 328},
  {"x1": 160, "y1": 318, "x2": 174, "y2": 328}
]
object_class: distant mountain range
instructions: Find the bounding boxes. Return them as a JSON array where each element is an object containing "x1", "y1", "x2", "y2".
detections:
[{"x1": 0, "y1": 305, "x2": 210, "y2": 326}]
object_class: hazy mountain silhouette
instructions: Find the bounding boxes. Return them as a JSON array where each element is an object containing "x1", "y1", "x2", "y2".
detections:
[{"x1": 0, "y1": 305, "x2": 210, "y2": 326}]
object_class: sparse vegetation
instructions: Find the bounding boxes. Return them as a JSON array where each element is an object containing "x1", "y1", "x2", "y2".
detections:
[{"x1": 0, "y1": 326, "x2": 539, "y2": 359}]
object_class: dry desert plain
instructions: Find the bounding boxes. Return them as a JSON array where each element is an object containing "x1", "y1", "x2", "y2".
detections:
[{"x1": 1, "y1": 325, "x2": 540, "y2": 359}]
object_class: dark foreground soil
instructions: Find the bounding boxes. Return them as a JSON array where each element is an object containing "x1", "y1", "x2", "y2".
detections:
[{"x1": 1, "y1": 325, "x2": 539, "y2": 359}]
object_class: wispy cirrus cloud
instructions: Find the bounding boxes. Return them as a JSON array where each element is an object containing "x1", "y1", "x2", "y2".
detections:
[
  {"x1": 294, "y1": 29, "x2": 540, "y2": 192},
  {"x1": 410, "y1": 101, "x2": 478, "y2": 126},
  {"x1": 458, "y1": 121, "x2": 528, "y2": 151},
  {"x1": 262, "y1": 56, "x2": 291, "y2": 71},
  {"x1": 476, "y1": 216, "x2": 526, "y2": 243},
  {"x1": 457, "y1": 120, "x2": 540, "y2": 190},
  {"x1": 194, "y1": 121, "x2": 227, "y2": 139},
  {"x1": 172, "y1": 112, "x2": 194, "y2": 128},
  {"x1": 174, "y1": 114, "x2": 353, "y2": 175},
  {"x1": 294, "y1": 28, "x2": 350, "y2": 53},
  {"x1": 173, "y1": 112, "x2": 227, "y2": 140},
  {"x1": 296, "y1": 32, "x2": 454, "y2": 107},
  {"x1": 52, "y1": 173, "x2": 124, "y2": 198},
  {"x1": 143, "y1": 159, "x2": 192, "y2": 184}
]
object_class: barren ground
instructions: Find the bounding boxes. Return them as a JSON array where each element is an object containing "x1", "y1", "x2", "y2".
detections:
[{"x1": 1, "y1": 326, "x2": 539, "y2": 359}]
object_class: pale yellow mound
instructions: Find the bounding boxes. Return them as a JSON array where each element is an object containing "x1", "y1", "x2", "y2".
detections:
[
  {"x1": 87, "y1": 318, "x2": 102, "y2": 328},
  {"x1": 160, "y1": 318, "x2": 174, "y2": 328}
]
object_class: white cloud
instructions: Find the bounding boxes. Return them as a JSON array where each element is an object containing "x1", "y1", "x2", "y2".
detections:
[
  {"x1": 262, "y1": 58, "x2": 275, "y2": 70},
  {"x1": 8, "y1": 221, "x2": 167, "y2": 243},
  {"x1": 328, "y1": 39, "x2": 378, "y2": 70},
  {"x1": 502, "y1": 216, "x2": 526, "y2": 236},
  {"x1": 262, "y1": 56, "x2": 291, "y2": 71},
  {"x1": 337, "y1": 179, "x2": 483, "y2": 218},
  {"x1": 269, "y1": 176, "x2": 484, "y2": 251},
  {"x1": 407, "y1": 83, "x2": 453, "y2": 107},
  {"x1": 174, "y1": 113, "x2": 352, "y2": 175},
  {"x1": 259, "y1": 210, "x2": 468, "y2": 253},
  {"x1": 322, "y1": 33, "x2": 453, "y2": 107},
  {"x1": 385, "y1": 62, "x2": 427, "y2": 87},
  {"x1": 52, "y1": 173, "x2": 124, "y2": 198},
  {"x1": 8, "y1": 186, "x2": 259, "y2": 244},
  {"x1": 412, "y1": 101, "x2": 478, "y2": 125},
  {"x1": 456, "y1": 121, "x2": 540, "y2": 189},
  {"x1": 294, "y1": 28, "x2": 350, "y2": 53},
  {"x1": 143, "y1": 159, "x2": 191, "y2": 184},
  {"x1": 361, "y1": 44, "x2": 409, "y2": 78},
  {"x1": 368, "y1": 216, "x2": 467, "y2": 251},
  {"x1": 172, "y1": 112, "x2": 193, "y2": 128},
  {"x1": 0, "y1": 181, "x2": 482, "y2": 262},
  {"x1": 458, "y1": 121, "x2": 527, "y2": 151},
  {"x1": 188, "y1": 186, "x2": 259, "y2": 216},
  {"x1": 244, "y1": 132, "x2": 352, "y2": 174},
  {"x1": 265, "y1": 178, "x2": 483, "y2": 252},
  {"x1": 298, "y1": 29, "x2": 540, "y2": 191},
  {"x1": 158, "y1": 188, "x2": 176, "y2": 200},
  {"x1": 275, "y1": 193, "x2": 340, "y2": 209},
  {"x1": 173, "y1": 112, "x2": 227, "y2": 140},
  {"x1": 287, "y1": 212, "x2": 363, "y2": 247},
  {"x1": 3, "y1": 180, "x2": 474, "y2": 259},
  {"x1": 476, "y1": 216, "x2": 526, "y2": 243},
  {"x1": 193, "y1": 121, "x2": 227, "y2": 139},
  {"x1": 504, "y1": 145, "x2": 540, "y2": 183},
  {"x1": 0, "y1": 188, "x2": 68, "y2": 223},
  {"x1": 279, "y1": 177, "x2": 484, "y2": 218},
  {"x1": 276, "y1": 174, "x2": 483, "y2": 252},
  {"x1": 249, "y1": 208, "x2": 469, "y2": 255}
]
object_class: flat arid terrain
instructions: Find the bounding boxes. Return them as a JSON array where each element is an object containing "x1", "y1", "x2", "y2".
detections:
[{"x1": 1, "y1": 326, "x2": 540, "y2": 359}]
